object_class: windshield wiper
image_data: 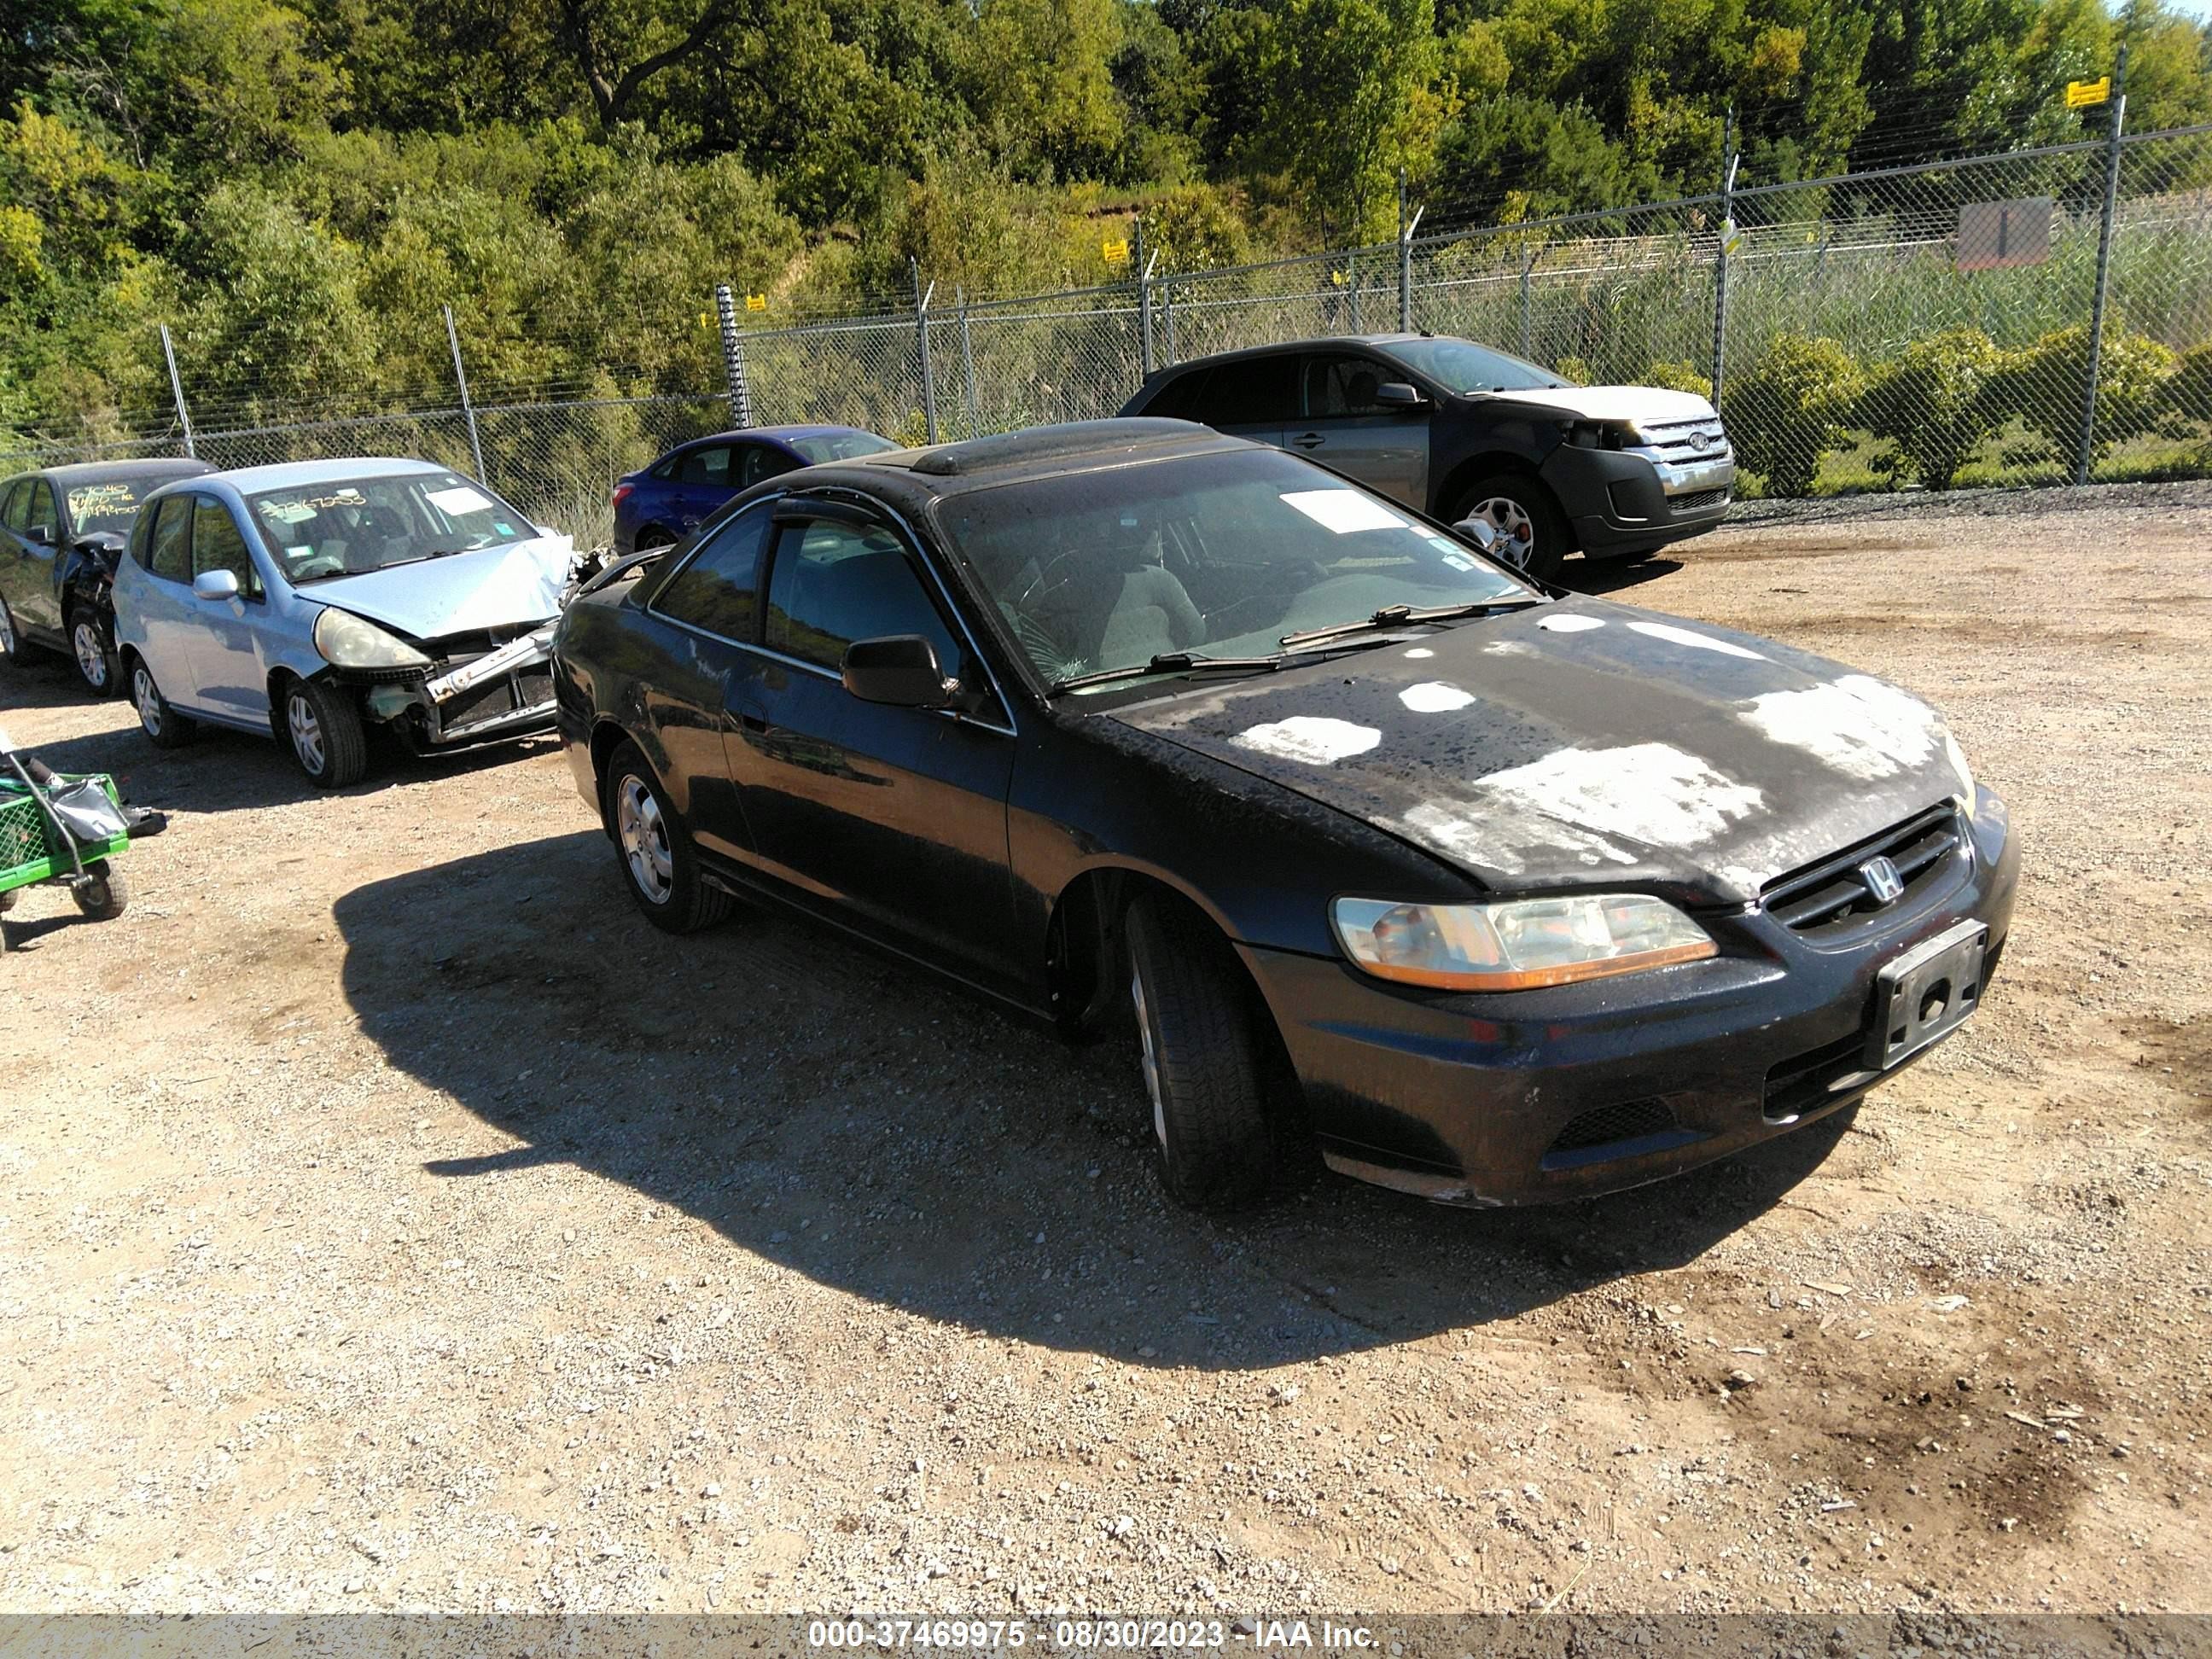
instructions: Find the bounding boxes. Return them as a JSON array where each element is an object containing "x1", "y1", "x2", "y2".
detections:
[
  {"x1": 1279, "y1": 598, "x2": 1541, "y2": 650},
  {"x1": 1046, "y1": 637, "x2": 1401, "y2": 696}
]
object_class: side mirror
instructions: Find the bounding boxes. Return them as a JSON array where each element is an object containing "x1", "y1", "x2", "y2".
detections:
[
  {"x1": 25, "y1": 524, "x2": 54, "y2": 547},
  {"x1": 192, "y1": 568, "x2": 242, "y2": 602},
  {"x1": 1375, "y1": 382, "x2": 1425, "y2": 409},
  {"x1": 1455, "y1": 515, "x2": 1530, "y2": 571},
  {"x1": 841, "y1": 634, "x2": 956, "y2": 708}
]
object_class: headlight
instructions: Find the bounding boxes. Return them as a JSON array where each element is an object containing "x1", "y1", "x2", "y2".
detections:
[
  {"x1": 313, "y1": 608, "x2": 431, "y2": 670},
  {"x1": 1330, "y1": 894, "x2": 1716, "y2": 991}
]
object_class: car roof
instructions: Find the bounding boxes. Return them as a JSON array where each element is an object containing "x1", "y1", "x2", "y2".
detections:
[
  {"x1": 184, "y1": 456, "x2": 459, "y2": 494},
  {"x1": 1136, "y1": 333, "x2": 1436, "y2": 381},
  {"x1": 686, "y1": 424, "x2": 880, "y2": 446},
  {"x1": 8, "y1": 457, "x2": 216, "y2": 487},
  {"x1": 800, "y1": 418, "x2": 1254, "y2": 505}
]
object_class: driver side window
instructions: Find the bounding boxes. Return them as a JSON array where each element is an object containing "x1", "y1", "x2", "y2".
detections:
[
  {"x1": 148, "y1": 496, "x2": 193, "y2": 582},
  {"x1": 764, "y1": 520, "x2": 963, "y2": 681},
  {"x1": 1303, "y1": 355, "x2": 1392, "y2": 417}
]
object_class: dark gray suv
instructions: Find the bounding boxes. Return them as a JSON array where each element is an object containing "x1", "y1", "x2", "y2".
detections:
[{"x1": 1119, "y1": 334, "x2": 1734, "y2": 580}]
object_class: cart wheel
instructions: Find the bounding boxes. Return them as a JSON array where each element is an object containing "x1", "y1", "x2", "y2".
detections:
[{"x1": 73, "y1": 860, "x2": 129, "y2": 919}]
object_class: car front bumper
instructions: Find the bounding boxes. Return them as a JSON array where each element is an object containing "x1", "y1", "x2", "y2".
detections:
[
  {"x1": 1542, "y1": 445, "x2": 1737, "y2": 556},
  {"x1": 1238, "y1": 791, "x2": 2019, "y2": 1206}
]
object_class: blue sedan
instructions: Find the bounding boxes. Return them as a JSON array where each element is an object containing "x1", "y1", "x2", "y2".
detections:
[{"x1": 611, "y1": 425, "x2": 894, "y2": 554}]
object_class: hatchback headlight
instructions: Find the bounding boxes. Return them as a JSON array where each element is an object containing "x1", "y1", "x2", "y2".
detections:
[
  {"x1": 1330, "y1": 894, "x2": 1716, "y2": 991},
  {"x1": 313, "y1": 607, "x2": 430, "y2": 670}
]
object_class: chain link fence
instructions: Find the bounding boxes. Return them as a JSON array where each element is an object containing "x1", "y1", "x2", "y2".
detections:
[{"x1": 8, "y1": 126, "x2": 2209, "y2": 544}]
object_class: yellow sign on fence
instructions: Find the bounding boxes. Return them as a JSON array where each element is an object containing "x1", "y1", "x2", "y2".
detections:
[
  {"x1": 1101, "y1": 237, "x2": 1130, "y2": 263},
  {"x1": 745, "y1": 294, "x2": 767, "y2": 311},
  {"x1": 2065, "y1": 76, "x2": 2111, "y2": 108}
]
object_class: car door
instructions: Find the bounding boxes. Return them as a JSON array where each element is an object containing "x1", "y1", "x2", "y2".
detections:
[
  {"x1": 1288, "y1": 352, "x2": 1430, "y2": 508},
  {"x1": 1187, "y1": 354, "x2": 1297, "y2": 450},
  {"x1": 4, "y1": 478, "x2": 65, "y2": 636},
  {"x1": 0, "y1": 479, "x2": 32, "y2": 633},
  {"x1": 182, "y1": 494, "x2": 273, "y2": 721},
  {"x1": 634, "y1": 498, "x2": 776, "y2": 864},
  {"x1": 672, "y1": 444, "x2": 736, "y2": 534},
  {"x1": 727, "y1": 501, "x2": 1020, "y2": 992},
  {"x1": 127, "y1": 493, "x2": 207, "y2": 708}
]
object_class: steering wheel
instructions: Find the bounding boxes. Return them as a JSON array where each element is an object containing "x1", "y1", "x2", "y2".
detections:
[{"x1": 289, "y1": 550, "x2": 346, "y2": 581}]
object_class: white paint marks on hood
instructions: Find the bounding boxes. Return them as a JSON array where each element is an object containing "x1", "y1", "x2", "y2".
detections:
[
  {"x1": 1537, "y1": 614, "x2": 1605, "y2": 633},
  {"x1": 1229, "y1": 715, "x2": 1382, "y2": 766},
  {"x1": 1402, "y1": 647, "x2": 1435, "y2": 659},
  {"x1": 1740, "y1": 674, "x2": 1939, "y2": 782},
  {"x1": 1627, "y1": 619, "x2": 1767, "y2": 661},
  {"x1": 1400, "y1": 800, "x2": 1634, "y2": 874},
  {"x1": 1483, "y1": 639, "x2": 1536, "y2": 656},
  {"x1": 1400, "y1": 682, "x2": 1476, "y2": 713},
  {"x1": 1478, "y1": 742, "x2": 1766, "y2": 848}
]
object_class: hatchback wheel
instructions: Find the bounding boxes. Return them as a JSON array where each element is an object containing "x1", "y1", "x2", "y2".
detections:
[
  {"x1": 71, "y1": 611, "x2": 119, "y2": 696},
  {"x1": 1126, "y1": 894, "x2": 1279, "y2": 1211},
  {"x1": 131, "y1": 660, "x2": 196, "y2": 749},
  {"x1": 605, "y1": 741, "x2": 732, "y2": 933},
  {"x1": 1457, "y1": 473, "x2": 1567, "y2": 582},
  {"x1": 282, "y1": 678, "x2": 368, "y2": 787},
  {"x1": 0, "y1": 599, "x2": 20, "y2": 665}
]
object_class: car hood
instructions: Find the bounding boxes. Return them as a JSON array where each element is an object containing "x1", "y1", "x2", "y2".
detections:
[
  {"x1": 1103, "y1": 599, "x2": 1974, "y2": 904},
  {"x1": 1484, "y1": 385, "x2": 1719, "y2": 425},
  {"x1": 303, "y1": 536, "x2": 574, "y2": 640}
]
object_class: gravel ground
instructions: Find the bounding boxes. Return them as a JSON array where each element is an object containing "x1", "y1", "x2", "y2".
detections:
[{"x1": 0, "y1": 482, "x2": 2206, "y2": 1620}]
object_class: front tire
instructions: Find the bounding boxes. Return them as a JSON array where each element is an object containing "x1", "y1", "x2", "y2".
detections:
[
  {"x1": 0, "y1": 599, "x2": 21, "y2": 666},
  {"x1": 604, "y1": 741, "x2": 732, "y2": 934},
  {"x1": 1455, "y1": 472, "x2": 1569, "y2": 583},
  {"x1": 71, "y1": 611, "x2": 120, "y2": 696},
  {"x1": 1126, "y1": 894, "x2": 1279, "y2": 1211},
  {"x1": 131, "y1": 659, "x2": 197, "y2": 748},
  {"x1": 73, "y1": 860, "x2": 128, "y2": 919},
  {"x1": 282, "y1": 678, "x2": 369, "y2": 787}
]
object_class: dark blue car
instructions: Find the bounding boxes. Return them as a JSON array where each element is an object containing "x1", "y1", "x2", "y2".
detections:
[{"x1": 611, "y1": 426, "x2": 895, "y2": 554}]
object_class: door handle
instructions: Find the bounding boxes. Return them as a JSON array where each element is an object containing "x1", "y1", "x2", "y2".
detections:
[{"x1": 1292, "y1": 433, "x2": 1325, "y2": 449}]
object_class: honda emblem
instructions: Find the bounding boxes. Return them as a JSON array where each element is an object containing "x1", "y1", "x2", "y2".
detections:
[{"x1": 1859, "y1": 855, "x2": 1905, "y2": 905}]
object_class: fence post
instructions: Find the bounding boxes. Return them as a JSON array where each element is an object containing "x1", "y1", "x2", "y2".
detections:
[
  {"x1": 1710, "y1": 109, "x2": 1738, "y2": 414},
  {"x1": 2077, "y1": 43, "x2": 2129, "y2": 486},
  {"x1": 911, "y1": 257, "x2": 939, "y2": 445},
  {"x1": 159, "y1": 324, "x2": 195, "y2": 458},
  {"x1": 957, "y1": 286, "x2": 980, "y2": 439},
  {"x1": 1397, "y1": 170, "x2": 1423, "y2": 333},
  {"x1": 1518, "y1": 246, "x2": 1534, "y2": 360},
  {"x1": 442, "y1": 305, "x2": 487, "y2": 481},
  {"x1": 1138, "y1": 250, "x2": 1158, "y2": 379},
  {"x1": 1163, "y1": 277, "x2": 1178, "y2": 366},
  {"x1": 713, "y1": 283, "x2": 754, "y2": 428}
]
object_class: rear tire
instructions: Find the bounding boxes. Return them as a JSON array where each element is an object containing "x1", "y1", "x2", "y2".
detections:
[
  {"x1": 0, "y1": 599, "x2": 20, "y2": 666},
  {"x1": 70, "y1": 610, "x2": 120, "y2": 696},
  {"x1": 131, "y1": 659, "x2": 197, "y2": 748},
  {"x1": 605, "y1": 740, "x2": 732, "y2": 934},
  {"x1": 282, "y1": 677, "x2": 369, "y2": 787},
  {"x1": 73, "y1": 860, "x2": 128, "y2": 919},
  {"x1": 1454, "y1": 472, "x2": 1569, "y2": 583},
  {"x1": 1126, "y1": 893, "x2": 1279, "y2": 1212}
]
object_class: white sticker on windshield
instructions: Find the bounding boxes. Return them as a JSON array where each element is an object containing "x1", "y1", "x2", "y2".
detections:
[
  {"x1": 1279, "y1": 490, "x2": 1407, "y2": 535},
  {"x1": 286, "y1": 544, "x2": 311, "y2": 560},
  {"x1": 428, "y1": 485, "x2": 494, "y2": 515}
]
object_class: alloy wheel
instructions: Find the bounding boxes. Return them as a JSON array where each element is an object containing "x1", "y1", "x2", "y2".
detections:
[
  {"x1": 73, "y1": 621, "x2": 108, "y2": 689},
  {"x1": 133, "y1": 667, "x2": 163, "y2": 736},
  {"x1": 615, "y1": 775, "x2": 674, "y2": 905},
  {"x1": 1131, "y1": 964, "x2": 1166, "y2": 1149},
  {"x1": 0, "y1": 606, "x2": 15, "y2": 659},
  {"x1": 288, "y1": 692, "x2": 326, "y2": 776},
  {"x1": 1469, "y1": 494, "x2": 1538, "y2": 566}
]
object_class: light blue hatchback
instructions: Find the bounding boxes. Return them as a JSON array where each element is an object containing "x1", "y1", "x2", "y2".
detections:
[{"x1": 113, "y1": 457, "x2": 580, "y2": 786}]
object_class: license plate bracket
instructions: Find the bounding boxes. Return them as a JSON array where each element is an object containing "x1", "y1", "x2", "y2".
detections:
[{"x1": 1866, "y1": 918, "x2": 1988, "y2": 1070}]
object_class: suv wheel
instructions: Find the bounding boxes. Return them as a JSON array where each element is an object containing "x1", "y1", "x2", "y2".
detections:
[
  {"x1": 71, "y1": 611, "x2": 119, "y2": 696},
  {"x1": 1456, "y1": 473, "x2": 1567, "y2": 582}
]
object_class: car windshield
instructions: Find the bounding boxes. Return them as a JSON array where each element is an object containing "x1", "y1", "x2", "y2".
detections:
[
  {"x1": 936, "y1": 447, "x2": 1535, "y2": 689},
  {"x1": 1381, "y1": 338, "x2": 1569, "y2": 393},
  {"x1": 788, "y1": 431, "x2": 899, "y2": 464},
  {"x1": 65, "y1": 475, "x2": 174, "y2": 535},
  {"x1": 244, "y1": 472, "x2": 537, "y2": 584}
]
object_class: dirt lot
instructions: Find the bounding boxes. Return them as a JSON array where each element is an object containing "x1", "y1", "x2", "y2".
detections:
[{"x1": 1, "y1": 482, "x2": 2207, "y2": 1620}]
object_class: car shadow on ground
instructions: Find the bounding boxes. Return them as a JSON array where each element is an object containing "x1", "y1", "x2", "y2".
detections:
[
  {"x1": 1559, "y1": 555, "x2": 1685, "y2": 597},
  {"x1": 2, "y1": 653, "x2": 555, "y2": 815},
  {"x1": 335, "y1": 830, "x2": 1856, "y2": 1371}
]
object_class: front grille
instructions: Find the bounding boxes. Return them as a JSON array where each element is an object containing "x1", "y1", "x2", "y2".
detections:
[
  {"x1": 1761, "y1": 805, "x2": 1965, "y2": 935},
  {"x1": 1764, "y1": 1032, "x2": 1877, "y2": 1121},
  {"x1": 1668, "y1": 486, "x2": 1731, "y2": 511},
  {"x1": 1545, "y1": 1097, "x2": 1679, "y2": 1155},
  {"x1": 1638, "y1": 416, "x2": 1730, "y2": 459}
]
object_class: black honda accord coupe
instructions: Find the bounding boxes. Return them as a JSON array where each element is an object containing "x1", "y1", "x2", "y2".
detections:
[{"x1": 552, "y1": 419, "x2": 2017, "y2": 1211}]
